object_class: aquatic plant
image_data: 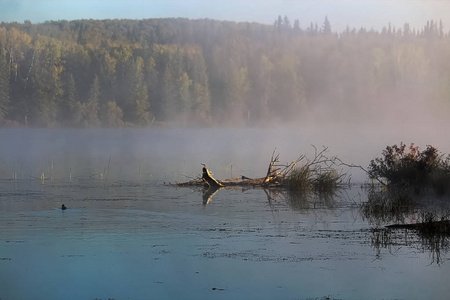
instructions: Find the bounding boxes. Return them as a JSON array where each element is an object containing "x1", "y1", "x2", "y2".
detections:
[
  {"x1": 287, "y1": 165, "x2": 313, "y2": 193},
  {"x1": 313, "y1": 169, "x2": 342, "y2": 192},
  {"x1": 286, "y1": 146, "x2": 348, "y2": 194},
  {"x1": 417, "y1": 211, "x2": 450, "y2": 264}
]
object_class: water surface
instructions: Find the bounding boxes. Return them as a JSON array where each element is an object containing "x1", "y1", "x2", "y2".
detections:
[{"x1": 1, "y1": 129, "x2": 449, "y2": 300}]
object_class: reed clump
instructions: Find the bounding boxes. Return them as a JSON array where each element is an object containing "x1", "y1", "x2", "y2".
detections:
[
  {"x1": 287, "y1": 166, "x2": 313, "y2": 193},
  {"x1": 287, "y1": 168, "x2": 342, "y2": 193},
  {"x1": 286, "y1": 146, "x2": 348, "y2": 194},
  {"x1": 313, "y1": 169, "x2": 342, "y2": 193}
]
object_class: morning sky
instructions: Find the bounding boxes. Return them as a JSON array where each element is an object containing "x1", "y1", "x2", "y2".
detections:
[{"x1": 1, "y1": 0, "x2": 449, "y2": 32}]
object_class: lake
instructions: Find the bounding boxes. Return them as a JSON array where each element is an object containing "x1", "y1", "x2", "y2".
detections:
[{"x1": 1, "y1": 128, "x2": 449, "y2": 300}]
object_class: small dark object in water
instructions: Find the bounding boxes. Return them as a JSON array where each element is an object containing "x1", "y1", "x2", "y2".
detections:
[{"x1": 61, "y1": 204, "x2": 67, "y2": 210}]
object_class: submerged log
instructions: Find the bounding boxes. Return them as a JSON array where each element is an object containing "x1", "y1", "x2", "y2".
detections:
[{"x1": 386, "y1": 220, "x2": 450, "y2": 234}]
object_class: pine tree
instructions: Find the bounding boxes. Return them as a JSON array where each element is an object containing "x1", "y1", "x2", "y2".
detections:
[
  {"x1": 84, "y1": 74, "x2": 101, "y2": 127},
  {"x1": 0, "y1": 50, "x2": 9, "y2": 123},
  {"x1": 322, "y1": 16, "x2": 332, "y2": 34},
  {"x1": 61, "y1": 73, "x2": 81, "y2": 126},
  {"x1": 132, "y1": 56, "x2": 151, "y2": 125},
  {"x1": 32, "y1": 37, "x2": 63, "y2": 127}
]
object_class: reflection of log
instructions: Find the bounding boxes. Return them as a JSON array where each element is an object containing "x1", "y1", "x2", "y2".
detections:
[
  {"x1": 203, "y1": 185, "x2": 222, "y2": 205},
  {"x1": 202, "y1": 166, "x2": 223, "y2": 187}
]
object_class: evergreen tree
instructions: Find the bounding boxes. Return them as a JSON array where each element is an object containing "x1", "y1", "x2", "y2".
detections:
[
  {"x1": 322, "y1": 16, "x2": 332, "y2": 34},
  {"x1": 132, "y1": 56, "x2": 151, "y2": 125},
  {"x1": 61, "y1": 73, "x2": 80, "y2": 126},
  {"x1": 83, "y1": 74, "x2": 101, "y2": 127},
  {"x1": 32, "y1": 36, "x2": 63, "y2": 127},
  {"x1": 0, "y1": 18, "x2": 449, "y2": 127},
  {"x1": 104, "y1": 101, "x2": 124, "y2": 127},
  {"x1": 293, "y1": 19, "x2": 301, "y2": 34},
  {"x1": 0, "y1": 50, "x2": 9, "y2": 123}
]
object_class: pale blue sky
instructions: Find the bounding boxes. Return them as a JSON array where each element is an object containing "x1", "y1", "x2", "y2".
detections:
[{"x1": 1, "y1": 0, "x2": 449, "y2": 32}]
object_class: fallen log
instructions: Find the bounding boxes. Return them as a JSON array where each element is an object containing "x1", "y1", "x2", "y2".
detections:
[{"x1": 176, "y1": 148, "x2": 351, "y2": 193}]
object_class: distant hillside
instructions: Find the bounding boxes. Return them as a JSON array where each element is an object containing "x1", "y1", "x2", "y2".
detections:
[{"x1": 0, "y1": 18, "x2": 449, "y2": 127}]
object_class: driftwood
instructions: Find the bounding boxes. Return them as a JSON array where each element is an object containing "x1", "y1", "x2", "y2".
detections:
[
  {"x1": 176, "y1": 147, "x2": 350, "y2": 192},
  {"x1": 178, "y1": 151, "x2": 297, "y2": 189}
]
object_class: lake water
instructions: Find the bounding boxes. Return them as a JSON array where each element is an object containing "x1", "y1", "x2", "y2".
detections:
[{"x1": 1, "y1": 128, "x2": 450, "y2": 300}]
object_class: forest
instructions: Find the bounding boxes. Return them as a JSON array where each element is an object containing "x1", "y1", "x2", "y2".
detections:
[{"x1": 0, "y1": 16, "x2": 449, "y2": 127}]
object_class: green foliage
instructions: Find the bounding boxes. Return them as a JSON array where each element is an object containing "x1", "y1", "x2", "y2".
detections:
[
  {"x1": 0, "y1": 18, "x2": 450, "y2": 127},
  {"x1": 368, "y1": 143, "x2": 450, "y2": 193},
  {"x1": 104, "y1": 101, "x2": 124, "y2": 127},
  {"x1": 32, "y1": 36, "x2": 64, "y2": 127},
  {"x1": 60, "y1": 73, "x2": 79, "y2": 126}
]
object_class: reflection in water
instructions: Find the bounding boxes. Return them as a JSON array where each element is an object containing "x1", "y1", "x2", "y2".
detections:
[
  {"x1": 202, "y1": 185, "x2": 222, "y2": 205},
  {"x1": 420, "y1": 230, "x2": 450, "y2": 265},
  {"x1": 371, "y1": 226, "x2": 450, "y2": 265},
  {"x1": 371, "y1": 228, "x2": 415, "y2": 261},
  {"x1": 361, "y1": 186, "x2": 416, "y2": 226},
  {"x1": 263, "y1": 187, "x2": 313, "y2": 210},
  {"x1": 365, "y1": 186, "x2": 450, "y2": 264},
  {"x1": 280, "y1": 189, "x2": 337, "y2": 211},
  {"x1": 181, "y1": 182, "x2": 450, "y2": 265},
  {"x1": 201, "y1": 184, "x2": 340, "y2": 211},
  {"x1": 199, "y1": 184, "x2": 448, "y2": 264}
]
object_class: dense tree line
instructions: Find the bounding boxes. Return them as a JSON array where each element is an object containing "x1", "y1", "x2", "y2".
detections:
[{"x1": 0, "y1": 17, "x2": 449, "y2": 127}]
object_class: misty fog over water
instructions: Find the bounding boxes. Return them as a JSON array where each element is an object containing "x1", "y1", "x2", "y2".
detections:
[{"x1": 1, "y1": 120, "x2": 449, "y2": 184}]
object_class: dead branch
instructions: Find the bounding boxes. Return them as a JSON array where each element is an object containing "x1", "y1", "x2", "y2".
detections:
[{"x1": 202, "y1": 164, "x2": 223, "y2": 187}]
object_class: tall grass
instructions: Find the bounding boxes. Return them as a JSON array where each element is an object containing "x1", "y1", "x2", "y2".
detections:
[
  {"x1": 287, "y1": 166, "x2": 313, "y2": 193},
  {"x1": 285, "y1": 146, "x2": 347, "y2": 194},
  {"x1": 313, "y1": 169, "x2": 341, "y2": 193},
  {"x1": 287, "y1": 166, "x2": 344, "y2": 194}
]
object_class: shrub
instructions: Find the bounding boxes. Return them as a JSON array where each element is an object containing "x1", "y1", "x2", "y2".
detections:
[{"x1": 368, "y1": 143, "x2": 450, "y2": 193}]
